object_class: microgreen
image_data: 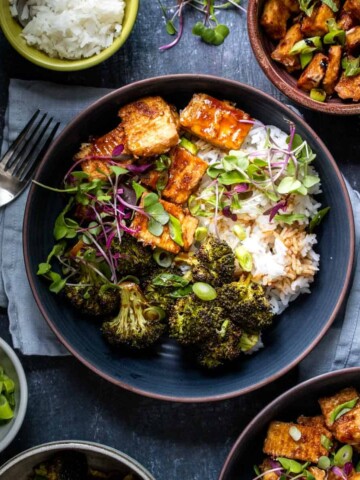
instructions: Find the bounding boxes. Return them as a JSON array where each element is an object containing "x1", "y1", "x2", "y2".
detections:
[
  {"x1": 158, "y1": 0, "x2": 244, "y2": 51},
  {"x1": 143, "y1": 192, "x2": 170, "y2": 236},
  {"x1": 342, "y1": 56, "x2": 360, "y2": 77},
  {"x1": 152, "y1": 273, "x2": 190, "y2": 288}
]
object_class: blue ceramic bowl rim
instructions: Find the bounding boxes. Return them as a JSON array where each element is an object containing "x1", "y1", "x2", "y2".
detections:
[
  {"x1": 23, "y1": 74, "x2": 355, "y2": 402},
  {"x1": 218, "y1": 366, "x2": 360, "y2": 479},
  {"x1": 0, "y1": 440, "x2": 155, "y2": 479},
  {"x1": 0, "y1": 337, "x2": 28, "y2": 452}
]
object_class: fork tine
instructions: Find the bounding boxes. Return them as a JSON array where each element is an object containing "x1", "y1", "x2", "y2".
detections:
[
  {"x1": 0, "y1": 110, "x2": 40, "y2": 168},
  {"x1": 19, "y1": 121, "x2": 61, "y2": 183},
  {"x1": 5, "y1": 112, "x2": 47, "y2": 171}
]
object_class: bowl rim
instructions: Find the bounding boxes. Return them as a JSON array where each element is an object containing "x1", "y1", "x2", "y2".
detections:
[
  {"x1": 218, "y1": 366, "x2": 360, "y2": 479},
  {"x1": 0, "y1": 440, "x2": 155, "y2": 479},
  {"x1": 0, "y1": 337, "x2": 28, "y2": 453},
  {"x1": 0, "y1": 0, "x2": 140, "y2": 72},
  {"x1": 247, "y1": 0, "x2": 360, "y2": 115},
  {"x1": 23, "y1": 73, "x2": 355, "y2": 402}
]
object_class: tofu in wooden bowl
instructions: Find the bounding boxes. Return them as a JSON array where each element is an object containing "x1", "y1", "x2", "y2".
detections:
[
  {"x1": 248, "y1": 0, "x2": 360, "y2": 114},
  {"x1": 219, "y1": 367, "x2": 360, "y2": 479},
  {"x1": 23, "y1": 75, "x2": 354, "y2": 401}
]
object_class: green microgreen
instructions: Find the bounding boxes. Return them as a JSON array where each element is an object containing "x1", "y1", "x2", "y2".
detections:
[{"x1": 143, "y1": 192, "x2": 170, "y2": 236}]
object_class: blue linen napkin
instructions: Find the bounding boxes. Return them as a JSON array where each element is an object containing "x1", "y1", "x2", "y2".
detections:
[{"x1": 0, "y1": 79, "x2": 359, "y2": 376}]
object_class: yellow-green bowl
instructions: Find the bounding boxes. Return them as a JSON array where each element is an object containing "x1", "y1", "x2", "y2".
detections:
[{"x1": 0, "y1": 0, "x2": 139, "y2": 71}]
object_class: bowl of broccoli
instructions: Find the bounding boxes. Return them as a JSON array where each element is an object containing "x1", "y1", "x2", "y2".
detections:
[
  {"x1": 23, "y1": 74, "x2": 354, "y2": 401},
  {"x1": 0, "y1": 338, "x2": 28, "y2": 452}
]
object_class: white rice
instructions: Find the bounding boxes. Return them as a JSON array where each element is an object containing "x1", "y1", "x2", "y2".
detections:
[
  {"x1": 9, "y1": 0, "x2": 126, "y2": 60},
  {"x1": 193, "y1": 125, "x2": 321, "y2": 316}
]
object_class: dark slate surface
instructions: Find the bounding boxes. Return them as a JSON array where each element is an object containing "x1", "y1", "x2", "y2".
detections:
[{"x1": 0, "y1": 1, "x2": 359, "y2": 479}]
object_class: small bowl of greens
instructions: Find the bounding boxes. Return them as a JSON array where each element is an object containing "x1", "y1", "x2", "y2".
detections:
[{"x1": 0, "y1": 337, "x2": 28, "y2": 452}]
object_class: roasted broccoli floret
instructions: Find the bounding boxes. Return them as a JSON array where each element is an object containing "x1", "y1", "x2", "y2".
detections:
[
  {"x1": 143, "y1": 269, "x2": 191, "y2": 315},
  {"x1": 219, "y1": 279, "x2": 274, "y2": 332},
  {"x1": 32, "y1": 452, "x2": 88, "y2": 480},
  {"x1": 177, "y1": 234, "x2": 235, "y2": 287},
  {"x1": 102, "y1": 282, "x2": 166, "y2": 349},
  {"x1": 111, "y1": 234, "x2": 156, "y2": 278},
  {"x1": 64, "y1": 285, "x2": 119, "y2": 316},
  {"x1": 169, "y1": 294, "x2": 223, "y2": 345},
  {"x1": 199, "y1": 319, "x2": 243, "y2": 368}
]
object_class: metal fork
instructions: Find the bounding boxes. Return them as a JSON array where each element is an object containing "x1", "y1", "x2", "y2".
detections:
[{"x1": 0, "y1": 111, "x2": 60, "y2": 208}]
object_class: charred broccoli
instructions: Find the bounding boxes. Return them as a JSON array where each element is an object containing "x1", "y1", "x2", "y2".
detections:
[
  {"x1": 219, "y1": 279, "x2": 274, "y2": 332},
  {"x1": 143, "y1": 269, "x2": 192, "y2": 315},
  {"x1": 102, "y1": 282, "x2": 166, "y2": 348},
  {"x1": 64, "y1": 247, "x2": 119, "y2": 316},
  {"x1": 31, "y1": 451, "x2": 88, "y2": 480},
  {"x1": 111, "y1": 234, "x2": 156, "y2": 278},
  {"x1": 169, "y1": 294, "x2": 223, "y2": 345},
  {"x1": 177, "y1": 234, "x2": 235, "y2": 287},
  {"x1": 199, "y1": 319, "x2": 243, "y2": 368}
]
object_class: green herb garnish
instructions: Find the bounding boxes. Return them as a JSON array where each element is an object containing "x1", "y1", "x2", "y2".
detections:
[{"x1": 329, "y1": 397, "x2": 359, "y2": 425}]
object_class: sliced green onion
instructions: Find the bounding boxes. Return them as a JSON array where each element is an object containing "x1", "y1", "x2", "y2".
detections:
[
  {"x1": 323, "y1": 29, "x2": 345, "y2": 45},
  {"x1": 334, "y1": 445, "x2": 353, "y2": 467},
  {"x1": 235, "y1": 246, "x2": 253, "y2": 272},
  {"x1": 300, "y1": 52, "x2": 313, "y2": 69},
  {"x1": 290, "y1": 36, "x2": 322, "y2": 55},
  {"x1": 253, "y1": 465, "x2": 261, "y2": 476},
  {"x1": 310, "y1": 89, "x2": 327, "y2": 102},
  {"x1": 329, "y1": 397, "x2": 359, "y2": 424},
  {"x1": 317, "y1": 456, "x2": 331, "y2": 470},
  {"x1": 321, "y1": 434, "x2": 333, "y2": 451},
  {"x1": 179, "y1": 137, "x2": 199, "y2": 155},
  {"x1": 232, "y1": 224, "x2": 246, "y2": 240},
  {"x1": 143, "y1": 306, "x2": 166, "y2": 322},
  {"x1": 153, "y1": 249, "x2": 173, "y2": 268},
  {"x1": 195, "y1": 227, "x2": 208, "y2": 242},
  {"x1": 289, "y1": 425, "x2": 302, "y2": 441},
  {"x1": 192, "y1": 282, "x2": 217, "y2": 301},
  {"x1": 0, "y1": 394, "x2": 14, "y2": 420}
]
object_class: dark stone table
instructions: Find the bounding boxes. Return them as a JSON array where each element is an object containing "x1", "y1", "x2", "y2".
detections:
[{"x1": 0, "y1": 2, "x2": 359, "y2": 479}]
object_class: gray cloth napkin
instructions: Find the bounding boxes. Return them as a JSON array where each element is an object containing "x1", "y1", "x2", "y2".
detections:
[{"x1": 0, "y1": 79, "x2": 359, "y2": 377}]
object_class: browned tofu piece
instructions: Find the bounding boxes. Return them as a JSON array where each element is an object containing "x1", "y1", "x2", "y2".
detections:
[
  {"x1": 335, "y1": 71, "x2": 360, "y2": 101},
  {"x1": 297, "y1": 415, "x2": 328, "y2": 431},
  {"x1": 141, "y1": 170, "x2": 162, "y2": 191},
  {"x1": 263, "y1": 421, "x2": 331, "y2": 463},
  {"x1": 349, "y1": 473, "x2": 360, "y2": 480},
  {"x1": 180, "y1": 94, "x2": 252, "y2": 151},
  {"x1": 282, "y1": 0, "x2": 300, "y2": 13},
  {"x1": 346, "y1": 26, "x2": 360, "y2": 55},
  {"x1": 328, "y1": 469, "x2": 360, "y2": 480},
  {"x1": 344, "y1": 0, "x2": 360, "y2": 21},
  {"x1": 323, "y1": 45, "x2": 343, "y2": 95},
  {"x1": 301, "y1": 2, "x2": 339, "y2": 37},
  {"x1": 309, "y1": 467, "x2": 326, "y2": 480},
  {"x1": 338, "y1": 10, "x2": 357, "y2": 30},
  {"x1": 162, "y1": 146, "x2": 208, "y2": 204},
  {"x1": 261, "y1": 0, "x2": 292, "y2": 40},
  {"x1": 260, "y1": 458, "x2": 281, "y2": 480},
  {"x1": 271, "y1": 24, "x2": 303, "y2": 72},
  {"x1": 118, "y1": 97, "x2": 180, "y2": 158},
  {"x1": 74, "y1": 124, "x2": 129, "y2": 180},
  {"x1": 319, "y1": 387, "x2": 360, "y2": 444},
  {"x1": 130, "y1": 195, "x2": 198, "y2": 254},
  {"x1": 297, "y1": 53, "x2": 329, "y2": 91}
]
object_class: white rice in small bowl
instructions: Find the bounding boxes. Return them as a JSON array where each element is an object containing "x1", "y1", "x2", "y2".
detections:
[{"x1": 9, "y1": 0, "x2": 126, "y2": 60}]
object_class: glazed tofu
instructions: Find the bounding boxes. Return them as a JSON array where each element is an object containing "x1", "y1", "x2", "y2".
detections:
[
  {"x1": 335, "y1": 71, "x2": 360, "y2": 101},
  {"x1": 141, "y1": 169, "x2": 162, "y2": 191},
  {"x1": 260, "y1": 458, "x2": 281, "y2": 480},
  {"x1": 297, "y1": 53, "x2": 329, "y2": 91},
  {"x1": 309, "y1": 467, "x2": 326, "y2": 480},
  {"x1": 180, "y1": 94, "x2": 252, "y2": 151},
  {"x1": 346, "y1": 27, "x2": 360, "y2": 55},
  {"x1": 338, "y1": 10, "x2": 357, "y2": 30},
  {"x1": 319, "y1": 387, "x2": 360, "y2": 444},
  {"x1": 260, "y1": 0, "x2": 292, "y2": 40},
  {"x1": 323, "y1": 45, "x2": 343, "y2": 95},
  {"x1": 130, "y1": 194, "x2": 198, "y2": 254},
  {"x1": 301, "y1": 3, "x2": 339, "y2": 37},
  {"x1": 263, "y1": 421, "x2": 331, "y2": 463},
  {"x1": 271, "y1": 24, "x2": 303, "y2": 72},
  {"x1": 297, "y1": 415, "x2": 329, "y2": 432},
  {"x1": 74, "y1": 124, "x2": 129, "y2": 180},
  {"x1": 162, "y1": 146, "x2": 208, "y2": 204},
  {"x1": 344, "y1": 0, "x2": 360, "y2": 22},
  {"x1": 118, "y1": 97, "x2": 180, "y2": 158}
]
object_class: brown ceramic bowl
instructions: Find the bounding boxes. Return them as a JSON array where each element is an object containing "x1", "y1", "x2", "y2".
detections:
[{"x1": 247, "y1": 0, "x2": 360, "y2": 115}]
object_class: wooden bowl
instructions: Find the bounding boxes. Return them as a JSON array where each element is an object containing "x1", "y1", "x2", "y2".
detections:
[{"x1": 247, "y1": 0, "x2": 360, "y2": 115}]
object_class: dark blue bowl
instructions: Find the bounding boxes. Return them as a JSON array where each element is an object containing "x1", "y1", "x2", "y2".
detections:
[
  {"x1": 219, "y1": 367, "x2": 360, "y2": 478},
  {"x1": 23, "y1": 75, "x2": 355, "y2": 402}
]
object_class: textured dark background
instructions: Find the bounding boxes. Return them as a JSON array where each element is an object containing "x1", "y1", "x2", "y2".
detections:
[{"x1": 0, "y1": 1, "x2": 359, "y2": 479}]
